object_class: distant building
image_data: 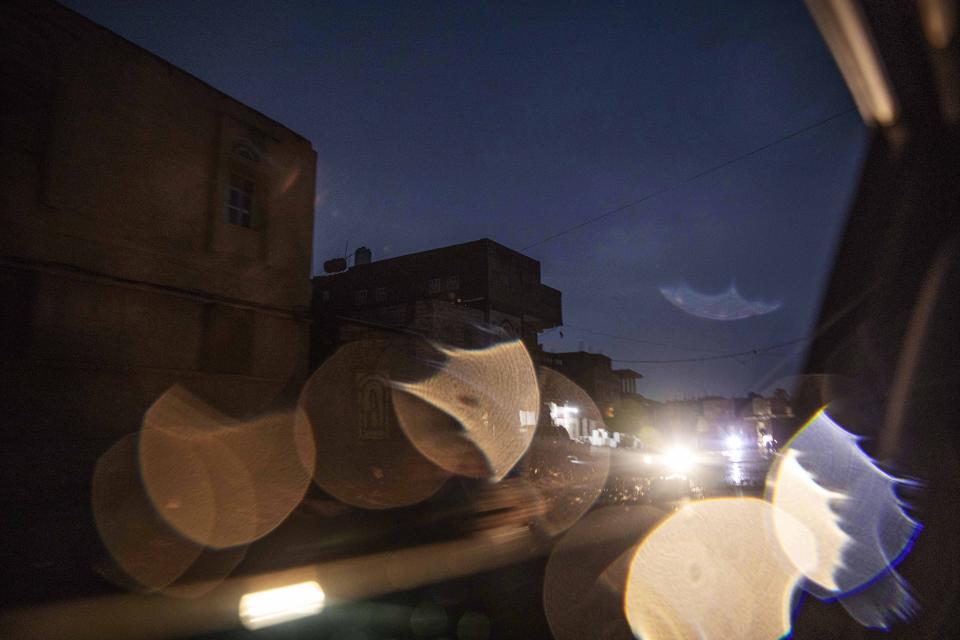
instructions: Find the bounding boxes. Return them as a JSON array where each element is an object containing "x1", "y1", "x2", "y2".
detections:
[
  {"x1": 310, "y1": 239, "x2": 562, "y2": 366},
  {"x1": 0, "y1": 1, "x2": 316, "y2": 500},
  {"x1": 538, "y1": 350, "x2": 656, "y2": 442},
  {"x1": 734, "y1": 390, "x2": 795, "y2": 440},
  {"x1": 654, "y1": 391, "x2": 795, "y2": 445}
]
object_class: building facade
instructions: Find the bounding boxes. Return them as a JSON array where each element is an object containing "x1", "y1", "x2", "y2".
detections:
[
  {"x1": 310, "y1": 239, "x2": 562, "y2": 366},
  {"x1": 0, "y1": 1, "x2": 317, "y2": 500},
  {"x1": 538, "y1": 350, "x2": 655, "y2": 442},
  {"x1": 654, "y1": 391, "x2": 795, "y2": 446}
]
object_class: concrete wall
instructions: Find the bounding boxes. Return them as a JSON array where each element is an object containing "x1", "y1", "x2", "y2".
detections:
[
  {"x1": 0, "y1": 1, "x2": 316, "y2": 500},
  {"x1": 1, "y1": 2, "x2": 316, "y2": 308}
]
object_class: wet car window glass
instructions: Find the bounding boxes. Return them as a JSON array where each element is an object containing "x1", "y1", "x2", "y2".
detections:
[{"x1": 3, "y1": 1, "x2": 957, "y2": 639}]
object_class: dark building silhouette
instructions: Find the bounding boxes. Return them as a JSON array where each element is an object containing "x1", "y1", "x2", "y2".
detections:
[
  {"x1": 538, "y1": 350, "x2": 655, "y2": 440},
  {"x1": 0, "y1": 0, "x2": 317, "y2": 501},
  {"x1": 310, "y1": 239, "x2": 562, "y2": 367}
]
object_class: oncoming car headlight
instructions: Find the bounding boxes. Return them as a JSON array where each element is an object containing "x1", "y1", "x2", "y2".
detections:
[{"x1": 663, "y1": 445, "x2": 696, "y2": 474}]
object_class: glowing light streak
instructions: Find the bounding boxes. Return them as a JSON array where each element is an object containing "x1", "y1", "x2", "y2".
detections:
[{"x1": 238, "y1": 581, "x2": 325, "y2": 630}]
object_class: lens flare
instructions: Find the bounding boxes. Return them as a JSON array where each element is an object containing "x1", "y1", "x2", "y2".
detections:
[
  {"x1": 620, "y1": 410, "x2": 921, "y2": 637},
  {"x1": 391, "y1": 338, "x2": 539, "y2": 481},
  {"x1": 160, "y1": 545, "x2": 248, "y2": 599},
  {"x1": 515, "y1": 367, "x2": 610, "y2": 536},
  {"x1": 768, "y1": 450, "x2": 850, "y2": 591},
  {"x1": 768, "y1": 409, "x2": 921, "y2": 628},
  {"x1": 92, "y1": 432, "x2": 250, "y2": 597},
  {"x1": 92, "y1": 434, "x2": 204, "y2": 591},
  {"x1": 297, "y1": 339, "x2": 450, "y2": 509},
  {"x1": 659, "y1": 283, "x2": 781, "y2": 321},
  {"x1": 625, "y1": 498, "x2": 806, "y2": 640},
  {"x1": 543, "y1": 505, "x2": 667, "y2": 640},
  {"x1": 139, "y1": 386, "x2": 315, "y2": 548},
  {"x1": 388, "y1": 339, "x2": 501, "y2": 478}
]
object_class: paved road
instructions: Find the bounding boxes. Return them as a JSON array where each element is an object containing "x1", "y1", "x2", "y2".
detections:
[{"x1": 600, "y1": 446, "x2": 776, "y2": 505}]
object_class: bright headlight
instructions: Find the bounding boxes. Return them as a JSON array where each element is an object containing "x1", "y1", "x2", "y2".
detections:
[
  {"x1": 663, "y1": 445, "x2": 695, "y2": 474},
  {"x1": 725, "y1": 434, "x2": 742, "y2": 451}
]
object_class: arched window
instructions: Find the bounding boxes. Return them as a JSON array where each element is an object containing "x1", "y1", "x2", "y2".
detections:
[{"x1": 232, "y1": 140, "x2": 261, "y2": 163}]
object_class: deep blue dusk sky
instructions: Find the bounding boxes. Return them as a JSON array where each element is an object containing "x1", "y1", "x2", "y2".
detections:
[{"x1": 64, "y1": 0, "x2": 868, "y2": 400}]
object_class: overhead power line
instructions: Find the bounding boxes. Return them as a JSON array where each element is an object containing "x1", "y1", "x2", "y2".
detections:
[
  {"x1": 611, "y1": 335, "x2": 813, "y2": 364},
  {"x1": 521, "y1": 107, "x2": 858, "y2": 251},
  {"x1": 556, "y1": 323, "x2": 727, "y2": 354},
  {"x1": 606, "y1": 284, "x2": 877, "y2": 366}
]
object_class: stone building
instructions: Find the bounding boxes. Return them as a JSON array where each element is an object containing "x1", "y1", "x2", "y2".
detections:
[
  {"x1": 310, "y1": 239, "x2": 563, "y2": 366},
  {"x1": 0, "y1": 1, "x2": 317, "y2": 501},
  {"x1": 538, "y1": 350, "x2": 655, "y2": 441}
]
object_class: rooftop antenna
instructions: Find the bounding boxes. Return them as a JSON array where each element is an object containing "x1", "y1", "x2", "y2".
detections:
[{"x1": 343, "y1": 240, "x2": 351, "y2": 266}]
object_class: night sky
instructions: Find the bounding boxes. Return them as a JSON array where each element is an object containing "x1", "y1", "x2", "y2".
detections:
[{"x1": 64, "y1": 0, "x2": 868, "y2": 400}]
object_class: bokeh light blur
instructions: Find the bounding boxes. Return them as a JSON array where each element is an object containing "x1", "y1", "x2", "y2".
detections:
[
  {"x1": 389, "y1": 339, "x2": 495, "y2": 479},
  {"x1": 625, "y1": 498, "x2": 804, "y2": 640},
  {"x1": 82, "y1": 342, "x2": 922, "y2": 639},
  {"x1": 618, "y1": 409, "x2": 921, "y2": 639},
  {"x1": 92, "y1": 434, "x2": 205, "y2": 592},
  {"x1": 516, "y1": 366, "x2": 611, "y2": 536},
  {"x1": 139, "y1": 385, "x2": 315, "y2": 548},
  {"x1": 768, "y1": 409, "x2": 921, "y2": 628},
  {"x1": 392, "y1": 338, "x2": 539, "y2": 480},
  {"x1": 92, "y1": 433, "x2": 249, "y2": 597},
  {"x1": 543, "y1": 505, "x2": 666, "y2": 640},
  {"x1": 768, "y1": 449, "x2": 849, "y2": 591},
  {"x1": 296, "y1": 339, "x2": 451, "y2": 509}
]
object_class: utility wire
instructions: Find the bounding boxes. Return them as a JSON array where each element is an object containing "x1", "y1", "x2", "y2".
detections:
[
  {"x1": 334, "y1": 312, "x2": 809, "y2": 364},
  {"x1": 610, "y1": 282, "x2": 878, "y2": 366},
  {"x1": 521, "y1": 107, "x2": 858, "y2": 251},
  {"x1": 612, "y1": 335, "x2": 813, "y2": 364},
  {"x1": 557, "y1": 323, "x2": 728, "y2": 354}
]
